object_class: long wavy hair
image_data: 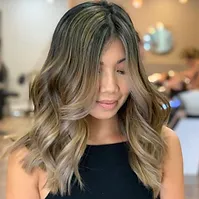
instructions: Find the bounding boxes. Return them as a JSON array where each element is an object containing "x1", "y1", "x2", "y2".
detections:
[{"x1": 10, "y1": 1, "x2": 170, "y2": 198}]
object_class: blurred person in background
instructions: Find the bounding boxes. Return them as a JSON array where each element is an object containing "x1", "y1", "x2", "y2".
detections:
[
  {"x1": 180, "y1": 48, "x2": 199, "y2": 90},
  {"x1": 164, "y1": 48, "x2": 199, "y2": 95},
  {"x1": 149, "y1": 47, "x2": 199, "y2": 98}
]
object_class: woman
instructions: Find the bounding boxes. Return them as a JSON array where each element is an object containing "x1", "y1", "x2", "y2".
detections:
[
  {"x1": 6, "y1": 1, "x2": 184, "y2": 199},
  {"x1": 164, "y1": 48, "x2": 199, "y2": 95}
]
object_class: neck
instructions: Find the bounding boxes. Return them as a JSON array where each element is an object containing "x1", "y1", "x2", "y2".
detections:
[{"x1": 87, "y1": 115, "x2": 126, "y2": 145}]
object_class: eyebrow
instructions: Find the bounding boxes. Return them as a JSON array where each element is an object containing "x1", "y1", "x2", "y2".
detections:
[{"x1": 100, "y1": 58, "x2": 126, "y2": 65}]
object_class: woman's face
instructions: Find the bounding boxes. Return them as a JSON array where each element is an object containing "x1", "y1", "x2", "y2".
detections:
[{"x1": 89, "y1": 39, "x2": 130, "y2": 120}]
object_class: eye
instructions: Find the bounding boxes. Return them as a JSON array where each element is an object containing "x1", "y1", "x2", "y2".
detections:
[{"x1": 117, "y1": 70, "x2": 126, "y2": 75}]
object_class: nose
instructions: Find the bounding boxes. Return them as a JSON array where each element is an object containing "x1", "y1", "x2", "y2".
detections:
[{"x1": 99, "y1": 71, "x2": 119, "y2": 94}]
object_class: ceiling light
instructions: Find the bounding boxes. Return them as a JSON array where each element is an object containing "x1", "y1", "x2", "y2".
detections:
[
  {"x1": 179, "y1": 0, "x2": 188, "y2": 4},
  {"x1": 132, "y1": 0, "x2": 143, "y2": 8},
  {"x1": 156, "y1": 22, "x2": 164, "y2": 30}
]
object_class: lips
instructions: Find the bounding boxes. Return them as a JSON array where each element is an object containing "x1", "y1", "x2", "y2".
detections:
[
  {"x1": 96, "y1": 100, "x2": 118, "y2": 110},
  {"x1": 97, "y1": 100, "x2": 117, "y2": 104}
]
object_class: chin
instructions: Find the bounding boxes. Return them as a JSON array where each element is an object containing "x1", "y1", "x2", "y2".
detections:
[
  {"x1": 91, "y1": 114, "x2": 116, "y2": 120},
  {"x1": 89, "y1": 110, "x2": 118, "y2": 120}
]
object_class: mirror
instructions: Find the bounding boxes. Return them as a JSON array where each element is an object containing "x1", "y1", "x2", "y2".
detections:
[{"x1": 143, "y1": 22, "x2": 173, "y2": 55}]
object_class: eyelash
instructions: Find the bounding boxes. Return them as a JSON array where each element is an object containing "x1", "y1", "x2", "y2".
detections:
[
  {"x1": 117, "y1": 70, "x2": 125, "y2": 75},
  {"x1": 98, "y1": 70, "x2": 126, "y2": 75}
]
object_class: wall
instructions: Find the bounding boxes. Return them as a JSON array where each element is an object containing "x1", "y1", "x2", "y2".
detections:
[
  {"x1": 72, "y1": 0, "x2": 199, "y2": 70},
  {"x1": 0, "y1": 0, "x2": 68, "y2": 110},
  {"x1": 122, "y1": 0, "x2": 199, "y2": 65}
]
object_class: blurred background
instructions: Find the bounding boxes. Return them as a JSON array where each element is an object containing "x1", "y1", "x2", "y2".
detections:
[{"x1": 0, "y1": 0, "x2": 198, "y2": 199}]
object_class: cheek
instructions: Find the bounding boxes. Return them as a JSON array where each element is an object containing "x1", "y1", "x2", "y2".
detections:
[{"x1": 118, "y1": 79, "x2": 130, "y2": 96}]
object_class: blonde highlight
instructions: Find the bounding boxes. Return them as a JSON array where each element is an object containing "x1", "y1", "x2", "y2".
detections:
[{"x1": 9, "y1": 1, "x2": 170, "y2": 198}]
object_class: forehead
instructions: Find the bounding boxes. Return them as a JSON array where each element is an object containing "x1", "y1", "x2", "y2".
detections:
[{"x1": 100, "y1": 39, "x2": 126, "y2": 63}]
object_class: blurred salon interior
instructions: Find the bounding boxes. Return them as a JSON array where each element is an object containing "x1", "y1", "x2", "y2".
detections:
[{"x1": 0, "y1": 0, "x2": 199, "y2": 199}]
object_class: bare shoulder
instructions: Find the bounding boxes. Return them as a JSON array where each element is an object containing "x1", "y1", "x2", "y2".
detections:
[
  {"x1": 7, "y1": 147, "x2": 33, "y2": 175},
  {"x1": 8, "y1": 146, "x2": 29, "y2": 164},
  {"x1": 162, "y1": 126, "x2": 179, "y2": 141},
  {"x1": 160, "y1": 126, "x2": 184, "y2": 199},
  {"x1": 7, "y1": 147, "x2": 31, "y2": 177},
  {"x1": 161, "y1": 126, "x2": 182, "y2": 166},
  {"x1": 6, "y1": 147, "x2": 40, "y2": 199},
  {"x1": 162, "y1": 126, "x2": 182, "y2": 156}
]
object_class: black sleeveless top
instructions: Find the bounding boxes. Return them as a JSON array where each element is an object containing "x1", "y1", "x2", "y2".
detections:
[{"x1": 46, "y1": 142, "x2": 159, "y2": 199}]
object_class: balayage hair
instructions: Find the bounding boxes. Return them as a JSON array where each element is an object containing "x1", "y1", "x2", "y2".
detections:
[{"x1": 10, "y1": 1, "x2": 170, "y2": 198}]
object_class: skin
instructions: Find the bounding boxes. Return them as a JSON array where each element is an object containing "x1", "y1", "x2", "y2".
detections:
[
  {"x1": 6, "y1": 39, "x2": 184, "y2": 199},
  {"x1": 87, "y1": 39, "x2": 130, "y2": 145}
]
